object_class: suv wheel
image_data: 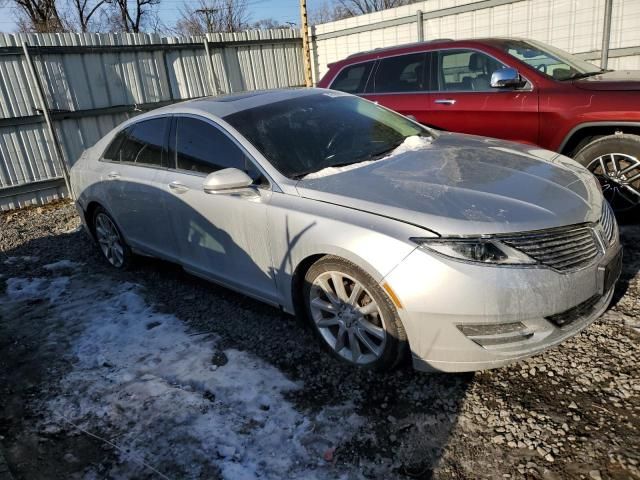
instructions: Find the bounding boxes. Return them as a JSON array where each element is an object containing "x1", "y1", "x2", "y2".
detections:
[
  {"x1": 303, "y1": 255, "x2": 407, "y2": 371},
  {"x1": 573, "y1": 133, "x2": 640, "y2": 221}
]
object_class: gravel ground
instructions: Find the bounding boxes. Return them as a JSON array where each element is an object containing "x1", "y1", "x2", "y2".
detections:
[{"x1": 0, "y1": 200, "x2": 638, "y2": 480}]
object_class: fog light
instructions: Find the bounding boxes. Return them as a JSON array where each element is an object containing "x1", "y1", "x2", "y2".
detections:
[{"x1": 457, "y1": 322, "x2": 534, "y2": 348}]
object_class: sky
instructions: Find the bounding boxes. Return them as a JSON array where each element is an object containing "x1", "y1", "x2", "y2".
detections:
[{"x1": 0, "y1": 0, "x2": 305, "y2": 34}]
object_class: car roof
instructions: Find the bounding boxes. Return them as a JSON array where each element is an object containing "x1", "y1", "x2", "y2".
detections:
[
  {"x1": 150, "y1": 87, "x2": 324, "y2": 118},
  {"x1": 336, "y1": 37, "x2": 526, "y2": 64}
]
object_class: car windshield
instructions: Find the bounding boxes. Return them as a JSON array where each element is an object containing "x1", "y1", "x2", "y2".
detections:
[
  {"x1": 495, "y1": 39, "x2": 605, "y2": 80},
  {"x1": 224, "y1": 93, "x2": 432, "y2": 179}
]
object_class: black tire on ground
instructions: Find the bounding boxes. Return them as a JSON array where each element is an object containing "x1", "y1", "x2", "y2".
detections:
[
  {"x1": 573, "y1": 133, "x2": 640, "y2": 222},
  {"x1": 302, "y1": 255, "x2": 408, "y2": 371},
  {"x1": 92, "y1": 206, "x2": 133, "y2": 269}
]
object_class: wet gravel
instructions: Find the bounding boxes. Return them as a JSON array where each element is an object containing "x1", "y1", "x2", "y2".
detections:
[{"x1": 0, "y1": 200, "x2": 638, "y2": 479}]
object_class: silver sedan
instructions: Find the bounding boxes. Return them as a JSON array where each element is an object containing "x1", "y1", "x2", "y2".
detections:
[{"x1": 71, "y1": 88, "x2": 622, "y2": 372}]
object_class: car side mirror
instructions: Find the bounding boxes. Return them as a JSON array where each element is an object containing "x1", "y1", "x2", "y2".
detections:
[
  {"x1": 203, "y1": 168, "x2": 254, "y2": 193},
  {"x1": 491, "y1": 68, "x2": 523, "y2": 88}
]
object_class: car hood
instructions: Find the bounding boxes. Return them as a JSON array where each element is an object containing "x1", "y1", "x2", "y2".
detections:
[
  {"x1": 296, "y1": 133, "x2": 602, "y2": 236},
  {"x1": 573, "y1": 70, "x2": 640, "y2": 91}
]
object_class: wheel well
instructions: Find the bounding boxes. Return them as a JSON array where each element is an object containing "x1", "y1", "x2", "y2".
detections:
[
  {"x1": 291, "y1": 254, "x2": 325, "y2": 317},
  {"x1": 84, "y1": 201, "x2": 102, "y2": 239},
  {"x1": 561, "y1": 125, "x2": 640, "y2": 157}
]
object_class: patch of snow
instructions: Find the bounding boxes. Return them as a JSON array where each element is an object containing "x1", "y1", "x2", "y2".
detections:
[
  {"x1": 7, "y1": 276, "x2": 363, "y2": 479},
  {"x1": 303, "y1": 135, "x2": 432, "y2": 180},
  {"x1": 3, "y1": 255, "x2": 39, "y2": 265},
  {"x1": 6, "y1": 277, "x2": 69, "y2": 303},
  {"x1": 43, "y1": 259, "x2": 82, "y2": 271}
]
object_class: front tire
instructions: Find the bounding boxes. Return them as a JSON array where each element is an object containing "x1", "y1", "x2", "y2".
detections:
[
  {"x1": 573, "y1": 133, "x2": 640, "y2": 221},
  {"x1": 303, "y1": 256, "x2": 407, "y2": 371},
  {"x1": 92, "y1": 207, "x2": 132, "y2": 269}
]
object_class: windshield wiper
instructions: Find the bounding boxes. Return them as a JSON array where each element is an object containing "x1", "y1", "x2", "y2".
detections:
[{"x1": 560, "y1": 69, "x2": 612, "y2": 81}]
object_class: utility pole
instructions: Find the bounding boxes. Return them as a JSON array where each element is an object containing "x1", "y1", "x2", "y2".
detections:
[
  {"x1": 299, "y1": 0, "x2": 313, "y2": 87},
  {"x1": 196, "y1": 7, "x2": 217, "y2": 33}
]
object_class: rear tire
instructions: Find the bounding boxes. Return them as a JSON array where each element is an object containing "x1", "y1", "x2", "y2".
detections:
[
  {"x1": 302, "y1": 255, "x2": 408, "y2": 371},
  {"x1": 573, "y1": 133, "x2": 640, "y2": 222},
  {"x1": 92, "y1": 206, "x2": 133, "y2": 269}
]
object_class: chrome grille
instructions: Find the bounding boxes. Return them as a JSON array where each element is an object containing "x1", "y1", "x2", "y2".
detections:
[
  {"x1": 601, "y1": 201, "x2": 615, "y2": 245},
  {"x1": 501, "y1": 225, "x2": 599, "y2": 272}
]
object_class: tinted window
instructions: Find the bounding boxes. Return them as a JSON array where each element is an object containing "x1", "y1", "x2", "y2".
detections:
[
  {"x1": 437, "y1": 50, "x2": 506, "y2": 91},
  {"x1": 374, "y1": 53, "x2": 427, "y2": 93},
  {"x1": 174, "y1": 117, "x2": 255, "y2": 177},
  {"x1": 102, "y1": 131, "x2": 126, "y2": 162},
  {"x1": 117, "y1": 118, "x2": 167, "y2": 167},
  {"x1": 224, "y1": 93, "x2": 431, "y2": 179},
  {"x1": 330, "y1": 62, "x2": 373, "y2": 94}
]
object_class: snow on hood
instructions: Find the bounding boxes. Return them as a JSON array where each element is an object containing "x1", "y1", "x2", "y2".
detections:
[
  {"x1": 302, "y1": 135, "x2": 433, "y2": 180},
  {"x1": 297, "y1": 133, "x2": 601, "y2": 235}
]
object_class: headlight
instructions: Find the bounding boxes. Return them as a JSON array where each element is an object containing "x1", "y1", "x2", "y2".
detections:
[{"x1": 410, "y1": 238, "x2": 537, "y2": 265}]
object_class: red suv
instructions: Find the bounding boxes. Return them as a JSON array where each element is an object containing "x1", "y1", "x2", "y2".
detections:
[{"x1": 318, "y1": 38, "x2": 640, "y2": 218}]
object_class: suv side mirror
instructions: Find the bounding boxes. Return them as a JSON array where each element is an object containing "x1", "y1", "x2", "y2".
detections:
[
  {"x1": 203, "y1": 168, "x2": 253, "y2": 193},
  {"x1": 491, "y1": 68, "x2": 523, "y2": 88}
]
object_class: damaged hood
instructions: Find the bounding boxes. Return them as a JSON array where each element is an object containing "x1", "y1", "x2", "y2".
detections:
[{"x1": 296, "y1": 133, "x2": 602, "y2": 236}]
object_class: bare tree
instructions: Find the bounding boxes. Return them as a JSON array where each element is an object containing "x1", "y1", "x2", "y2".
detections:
[
  {"x1": 336, "y1": 0, "x2": 411, "y2": 17},
  {"x1": 309, "y1": 1, "x2": 347, "y2": 25},
  {"x1": 251, "y1": 18, "x2": 292, "y2": 29},
  {"x1": 13, "y1": 0, "x2": 66, "y2": 32},
  {"x1": 68, "y1": 0, "x2": 107, "y2": 31},
  {"x1": 174, "y1": 0, "x2": 248, "y2": 35},
  {"x1": 106, "y1": 0, "x2": 160, "y2": 33}
]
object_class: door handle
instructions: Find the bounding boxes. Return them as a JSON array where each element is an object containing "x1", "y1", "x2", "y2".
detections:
[
  {"x1": 168, "y1": 181, "x2": 189, "y2": 194},
  {"x1": 106, "y1": 171, "x2": 120, "y2": 180},
  {"x1": 434, "y1": 99, "x2": 456, "y2": 105}
]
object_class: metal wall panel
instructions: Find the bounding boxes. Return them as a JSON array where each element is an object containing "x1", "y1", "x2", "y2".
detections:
[{"x1": 0, "y1": 30, "x2": 304, "y2": 211}]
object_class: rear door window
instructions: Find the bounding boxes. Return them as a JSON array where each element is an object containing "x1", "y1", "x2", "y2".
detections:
[
  {"x1": 373, "y1": 52, "x2": 428, "y2": 93},
  {"x1": 330, "y1": 62, "x2": 374, "y2": 94}
]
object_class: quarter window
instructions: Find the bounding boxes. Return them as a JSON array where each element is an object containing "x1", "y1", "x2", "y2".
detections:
[
  {"x1": 330, "y1": 62, "x2": 373, "y2": 94},
  {"x1": 102, "y1": 131, "x2": 126, "y2": 162},
  {"x1": 373, "y1": 53, "x2": 427, "y2": 93},
  {"x1": 107, "y1": 118, "x2": 168, "y2": 167},
  {"x1": 173, "y1": 117, "x2": 259, "y2": 178},
  {"x1": 437, "y1": 50, "x2": 507, "y2": 91}
]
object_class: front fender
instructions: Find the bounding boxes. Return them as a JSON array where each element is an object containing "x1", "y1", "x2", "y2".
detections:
[{"x1": 266, "y1": 193, "x2": 431, "y2": 313}]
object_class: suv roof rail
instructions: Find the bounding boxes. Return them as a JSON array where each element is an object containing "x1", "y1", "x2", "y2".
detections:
[{"x1": 345, "y1": 38, "x2": 455, "y2": 59}]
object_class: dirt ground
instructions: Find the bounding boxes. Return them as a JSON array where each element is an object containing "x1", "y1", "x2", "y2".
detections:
[{"x1": 0, "y1": 200, "x2": 638, "y2": 480}]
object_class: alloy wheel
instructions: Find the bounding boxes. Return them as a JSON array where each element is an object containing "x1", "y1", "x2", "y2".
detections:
[
  {"x1": 309, "y1": 271, "x2": 387, "y2": 365},
  {"x1": 587, "y1": 153, "x2": 640, "y2": 212},
  {"x1": 95, "y1": 212, "x2": 125, "y2": 268}
]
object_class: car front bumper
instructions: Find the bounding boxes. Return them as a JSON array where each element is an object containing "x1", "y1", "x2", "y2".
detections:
[{"x1": 384, "y1": 242, "x2": 622, "y2": 372}]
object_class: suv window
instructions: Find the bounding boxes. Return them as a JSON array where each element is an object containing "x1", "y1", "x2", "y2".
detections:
[
  {"x1": 437, "y1": 50, "x2": 506, "y2": 91},
  {"x1": 373, "y1": 53, "x2": 427, "y2": 93},
  {"x1": 330, "y1": 62, "x2": 373, "y2": 94},
  {"x1": 109, "y1": 118, "x2": 168, "y2": 167},
  {"x1": 173, "y1": 117, "x2": 260, "y2": 178}
]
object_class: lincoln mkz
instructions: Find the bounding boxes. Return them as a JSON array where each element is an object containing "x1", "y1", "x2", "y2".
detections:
[{"x1": 71, "y1": 88, "x2": 622, "y2": 372}]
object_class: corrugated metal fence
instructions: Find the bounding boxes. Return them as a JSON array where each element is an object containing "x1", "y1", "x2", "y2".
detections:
[
  {"x1": 0, "y1": 29, "x2": 304, "y2": 210},
  {"x1": 311, "y1": 0, "x2": 640, "y2": 82}
]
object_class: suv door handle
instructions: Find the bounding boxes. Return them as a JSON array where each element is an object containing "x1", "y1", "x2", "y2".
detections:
[
  {"x1": 106, "y1": 171, "x2": 120, "y2": 180},
  {"x1": 434, "y1": 99, "x2": 456, "y2": 105},
  {"x1": 168, "y1": 181, "x2": 189, "y2": 194}
]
